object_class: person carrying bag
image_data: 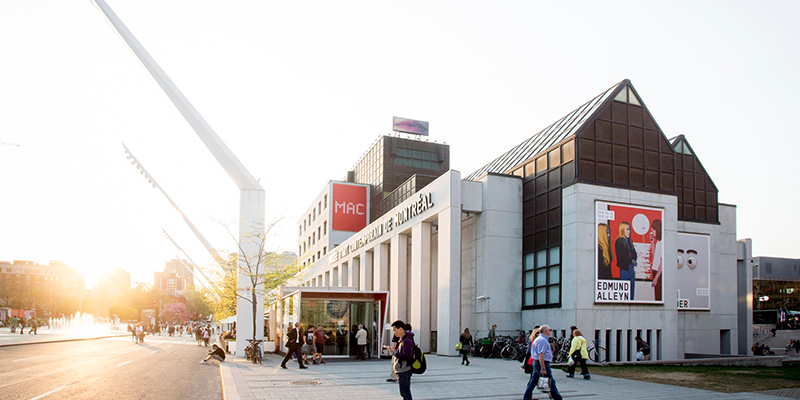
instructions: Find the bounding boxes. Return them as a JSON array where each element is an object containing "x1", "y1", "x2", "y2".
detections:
[{"x1": 565, "y1": 329, "x2": 590, "y2": 379}]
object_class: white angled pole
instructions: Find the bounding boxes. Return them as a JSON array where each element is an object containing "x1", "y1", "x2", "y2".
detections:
[{"x1": 94, "y1": 0, "x2": 265, "y2": 356}]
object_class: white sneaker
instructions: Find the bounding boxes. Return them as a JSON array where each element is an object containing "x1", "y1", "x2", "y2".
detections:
[{"x1": 200, "y1": 360, "x2": 207, "y2": 364}]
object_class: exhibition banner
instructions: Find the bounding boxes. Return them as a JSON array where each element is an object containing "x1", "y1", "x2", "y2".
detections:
[
  {"x1": 595, "y1": 201, "x2": 664, "y2": 304},
  {"x1": 676, "y1": 232, "x2": 711, "y2": 310}
]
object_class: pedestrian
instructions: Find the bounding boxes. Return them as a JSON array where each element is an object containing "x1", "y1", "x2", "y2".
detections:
[
  {"x1": 565, "y1": 328, "x2": 590, "y2": 379},
  {"x1": 28, "y1": 318, "x2": 38, "y2": 335},
  {"x1": 136, "y1": 323, "x2": 145, "y2": 344},
  {"x1": 195, "y1": 326, "x2": 203, "y2": 346},
  {"x1": 280, "y1": 322, "x2": 308, "y2": 369},
  {"x1": 459, "y1": 327, "x2": 473, "y2": 366},
  {"x1": 203, "y1": 326, "x2": 211, "y2": 347},
  {"x1": 304, "y1": 327, "x2": 315, "y2": 365},
  {"x1": 356, "y1": 324, "x2": 368, "y2": 360},
  {"x1": 200, "y1": 344, "x2": 226, "y2": 364},
  {"x1": 384, "y1": 320, "x2": 415, "y2": 400},
  {"x1": 488, "y1": 324, "x2": 497, "y2": 343},
  {"x1": 523, "y1": 325, "x2": 562, "y2": 400},
  {"x1": 312, "y1": 324, "x2": 329, "y2": 365},
  {"x1": 337, "y1": 328, "x2": 346, "y2": 355},
  {"x1": 635, "y1": 336, "x2": 650, "y2": 361},
  {"x1": 19, "y1": 318, "x2": 25, "y2": 335},
  {"x1": 386, "y1": 334, "x2": 400, "y2": 382}
]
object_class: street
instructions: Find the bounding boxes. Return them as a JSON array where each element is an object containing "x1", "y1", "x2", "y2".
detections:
[{"x1": 0, "y1": 332, "x2": 221, "y2": 400}]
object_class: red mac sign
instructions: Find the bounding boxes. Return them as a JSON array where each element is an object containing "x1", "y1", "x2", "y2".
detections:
[{"x1": 331, "y1": 184, "x2": 368, "y2": 232}]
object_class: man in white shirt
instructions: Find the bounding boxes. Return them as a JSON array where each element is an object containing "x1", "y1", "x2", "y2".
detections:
[{"x1": 355, "y1": 324, "x2": 368, "y2": 360}]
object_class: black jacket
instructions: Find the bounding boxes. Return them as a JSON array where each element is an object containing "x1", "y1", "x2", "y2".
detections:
[{"x1": 286, "y1": 327, "x2": 298, "y2": 347}]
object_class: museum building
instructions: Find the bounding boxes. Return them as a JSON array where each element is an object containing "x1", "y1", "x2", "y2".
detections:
[{"x1": 268, "y1": 79, "x2": 753, "y2": 361}]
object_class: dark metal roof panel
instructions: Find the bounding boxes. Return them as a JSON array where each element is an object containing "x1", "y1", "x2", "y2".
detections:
[{"x1": 466, "y1": 80, "x2": 624, "y2": 181}]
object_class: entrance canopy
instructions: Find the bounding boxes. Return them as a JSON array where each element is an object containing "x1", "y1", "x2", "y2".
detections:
[{"x1": 269, "y1": 287, "x2": 389, "y2": 358}]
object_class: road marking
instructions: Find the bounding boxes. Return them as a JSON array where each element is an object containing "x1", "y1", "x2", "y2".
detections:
[
  {"x1": 167, "y1": 345, "x2": 172, "y2": 348},
  {"x1": 117, "y1": 360, "x2": 133, "y2": 367},
  {"x1": 13, "y1": 356, "x2": 44, "y2": 362},
  {"x1": 28, "y1": 385, "x2": 69, "y2": 400},
  {"x1": 151, "y1": 350, "x2": 159, "y2": 354}
]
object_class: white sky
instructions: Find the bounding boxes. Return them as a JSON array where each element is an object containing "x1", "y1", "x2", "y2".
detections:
[{"x1": 1, "y1": 0, "x2": 798, "y2": 289}]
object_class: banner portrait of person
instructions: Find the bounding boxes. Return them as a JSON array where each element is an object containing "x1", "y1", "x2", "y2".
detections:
[
  {"x1": 676, "y1": 233, "x2": 710, "y2": 310},
  {"x1": 595, "y1": 201, "x2": 664, "y2": 304}
]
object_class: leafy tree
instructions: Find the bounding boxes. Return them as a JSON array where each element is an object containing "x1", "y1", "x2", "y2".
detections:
[
  {"x1": 184, "y1": 286, "x2": 212, "y2": 320},
  {"x1": 218, "y1": 219, "x2": 302, "y2": 341},
  {"x1": 161, "y1": 302, "x2": 189, "y2": 323}
]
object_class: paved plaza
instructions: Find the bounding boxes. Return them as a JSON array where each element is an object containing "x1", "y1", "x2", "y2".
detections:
[
  {"x1": 219, "y1": 352, "x2": 796, "y2": 400},
  {"x1": 2, "y1": 330, "x2": 797, "y2": 400}
]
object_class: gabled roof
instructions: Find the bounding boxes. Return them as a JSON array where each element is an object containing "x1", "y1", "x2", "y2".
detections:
[
  {"x1": 669, "y1": 134, "x2": 719, "y2": 192},
  {"x1": 466, "y1": 80, "x2": 626, "y2": 181}
]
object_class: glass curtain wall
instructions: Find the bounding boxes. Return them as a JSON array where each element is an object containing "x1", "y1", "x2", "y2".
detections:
[{"x1": 299, "y1": 299, "x2": 379, "y2": 357}]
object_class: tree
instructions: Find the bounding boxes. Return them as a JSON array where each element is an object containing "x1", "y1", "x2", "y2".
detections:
[
  {"x1": 218, "y1": 219, "x2": 302, "y2": 341},
  {"x1": 161, "y1": 302, "x2": 189, "y2": 323},
  {"x1": 184, "y1": 286, "x2": 213, "y2": 320}
]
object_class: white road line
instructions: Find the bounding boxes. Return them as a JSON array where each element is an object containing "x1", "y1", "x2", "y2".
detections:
[
  {"x1": 167, "y1": 345, "x2": 172, "y2": 348},
  {"x1": 117, "y1": 360, "x2": 133, "y2": 367},
  {"x1": 28, "y1": 385, "x2": 69, "y2": 400},
  {"x1": 13, "y1": 356, "x2": 44, "y2": 362},
  {"x1": 150, "y1": 350, "x2": 159, "y2": 354}
]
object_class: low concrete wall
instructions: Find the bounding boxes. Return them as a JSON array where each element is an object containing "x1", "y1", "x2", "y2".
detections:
[{"x1": 599, "y1": 356, "x2": 783, "y2": 367}]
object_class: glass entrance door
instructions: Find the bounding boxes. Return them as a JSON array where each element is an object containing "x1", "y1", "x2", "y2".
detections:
[{"x1": 349, "y1": 301, "x2": 376, "y2": 358}]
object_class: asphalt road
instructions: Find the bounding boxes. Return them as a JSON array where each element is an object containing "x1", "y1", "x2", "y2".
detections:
[{"x1": 0, "y1": 333, "x2": 222, "y2": 400}]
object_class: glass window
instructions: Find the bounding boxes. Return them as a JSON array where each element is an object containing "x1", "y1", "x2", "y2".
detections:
[
  {"x1": 524, "y1": 271, "x2": 535, "y2": 288},
  {"x1": 548, "y1": 286, "x2": 560, "y2": 303},
  {"x1": 524, "y1": 253, "x2": 534, "y2": 271},
  {"x1": 548, "y1": 247, "x2": 560, "y2": 265},
  {"x1": 562, "y1": 140, "x2": 574, "y2": 163},
  {"x1": 536, "y1": 250, "x2": 547, "y2": 268},
  {"x1": 548, "y1": 266, "x2": 560, "y2": 284},
  {"x1": 524, "y1": 163, "x2": 535, "y2": 177},
  {"x1": 535, "y1": 287, "x2": 547, "y2": 305},
  {"x1": 615, "y1": 88, "x2": 627, "y2": 102},
  {"x1": 628, "y1": 87, "x2": 641, "y2": 105},
  {"x1": 524, "y1": 289, "x2": 534, "y2": 306},
  {"x1": 536, "y1": 156, "x2": 547, "y2": 173},
  {"x1": 512, "y1": 168, "x2": 523, "y2": 177},
  {"x1": 548, "y1": 148, "x2": 561, "y2": 168}
]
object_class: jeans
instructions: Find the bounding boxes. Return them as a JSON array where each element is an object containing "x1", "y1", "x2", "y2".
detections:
[
  {"x1": 398, "y1": 370, "x2": 412, "y2": 400},
  {"x1": 620, "y1": 268, "x2": 636, "y2": 300},
  {"x1": 523, "y1": 361, "x2": 561, "y2": 400}
]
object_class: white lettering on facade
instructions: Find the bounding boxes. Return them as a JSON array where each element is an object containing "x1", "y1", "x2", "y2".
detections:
[
  {"x1": 329, "y1": 192, "x2": 433, "y2": 263},
  {"x1": 335, "y1": 201, "x2": 366, "y2": 215},
  {"x1": 596, "y1": 280, "x2": 630, "y2": 301}
]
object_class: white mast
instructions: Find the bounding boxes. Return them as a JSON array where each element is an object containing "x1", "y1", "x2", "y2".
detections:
[{"x1": 94, "y1": 0, "x2": 265, "y2": 354}]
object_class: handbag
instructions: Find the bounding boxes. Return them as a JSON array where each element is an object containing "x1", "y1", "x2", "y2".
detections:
[
  {"x1": 301, "y1": 343, "x2": 310, "y2": 354},
  {"x1": 537, "y1": 376, "x2": 550, "y2": 392},
  {"x1": 455, "y1": 342, "x2": 462, "y2": 351}
]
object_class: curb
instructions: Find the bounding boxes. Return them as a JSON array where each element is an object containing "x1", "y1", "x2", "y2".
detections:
[{"x1": 219, "y1": 360, "x2": 240, "y2": 400}]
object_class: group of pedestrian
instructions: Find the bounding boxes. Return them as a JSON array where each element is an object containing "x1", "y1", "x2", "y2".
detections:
[
  {"x1": 195, "y1": 324, "x2": 213, "y2": 347},
  {"x1": 281, "y1": 322, "x2": 334, "y2": 369},
  {"x1": 6, "y1": 317, "x2": 39, "y2": 334},
  {"x1": 522, "y1": 325, "x2": 592, "y2": 400}
]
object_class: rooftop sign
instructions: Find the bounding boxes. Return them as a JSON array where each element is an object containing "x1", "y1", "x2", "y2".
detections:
[{"x1": 392, "y1": 117, "x2": 429, "y2": 136}]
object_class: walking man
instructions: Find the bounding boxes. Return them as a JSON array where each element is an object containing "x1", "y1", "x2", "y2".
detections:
[
  {"x1": 281, "y1": 322, "x2": 307, "y2": 369},
  {"x1": 313, "y1": 324, "x2": 328, "y2": 364},
  {"x1": 523, "y1": 325, "x2": 562, "y2": 400}
]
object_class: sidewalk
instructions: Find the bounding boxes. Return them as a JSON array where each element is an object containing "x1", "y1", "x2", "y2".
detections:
[{"x1": 219, "y1": 353, "x2": 796, "y2": 400}]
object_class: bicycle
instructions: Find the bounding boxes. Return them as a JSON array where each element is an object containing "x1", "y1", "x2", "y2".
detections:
[
  {"x1": 587, "y1": 338, "x2": 607, "y2": 363},
  {"x1": 245, "y1": 339, "x2": 263, "y2": 364}
]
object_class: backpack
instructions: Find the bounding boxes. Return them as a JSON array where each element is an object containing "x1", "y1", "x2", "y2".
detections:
[{"x1": 410, "y1": 343, "x2": 426, "y2": 374}]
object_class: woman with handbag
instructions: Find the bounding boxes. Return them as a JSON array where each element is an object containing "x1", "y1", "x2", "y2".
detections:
[
  {"x1": 459, "y1": 328, "x2": 474, "y2": 366},
  {"x1": 565, "y1": 329, "x2": 590, "y2": 379}
]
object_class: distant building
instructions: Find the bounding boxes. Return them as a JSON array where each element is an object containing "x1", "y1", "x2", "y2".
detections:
[
  {"x1": 752, "y1": 256, "x2": 800, "y2": 326},
  {"x1": 154, "y1": 259, "x2": 193, "y2": 296},
  {"x1": 0, "y1": 260, "x2": 85, "y2": 312}
]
